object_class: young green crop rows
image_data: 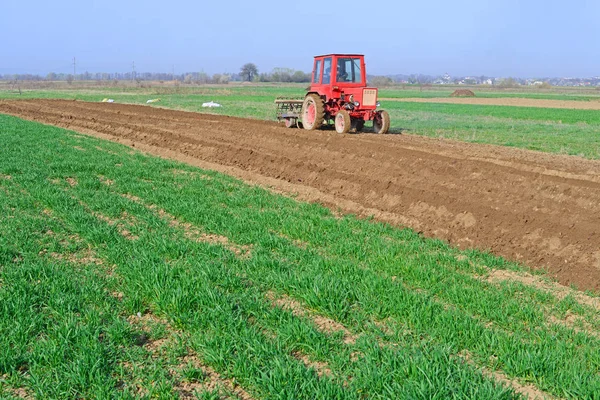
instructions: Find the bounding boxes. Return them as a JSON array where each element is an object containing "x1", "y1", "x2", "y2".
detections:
[{"x1": 1, "y1": 115, "x2": 600, "y2": 399}]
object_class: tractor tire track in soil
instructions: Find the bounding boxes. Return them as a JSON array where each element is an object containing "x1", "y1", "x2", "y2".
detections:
[{"x1": 2, "y1": 99, "x2": 600, "y2": 292}]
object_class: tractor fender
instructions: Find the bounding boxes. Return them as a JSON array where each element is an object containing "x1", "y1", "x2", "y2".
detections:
[{"x1": 304, "y1": 92, "x2": 325, "y2": 101}]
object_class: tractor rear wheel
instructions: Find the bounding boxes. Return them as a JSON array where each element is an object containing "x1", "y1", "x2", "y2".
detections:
[
  {"x1": 302, "y1": 94, "x2": 325, "y2": 130},
  {"x1": 373, "y1": 110, "x2": 390, "y2": 134},
  {"x1": 335, "y1": 110, "x2": 351, "y2": 134}
]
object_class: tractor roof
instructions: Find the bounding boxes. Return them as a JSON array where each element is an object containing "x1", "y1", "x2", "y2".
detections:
[{"x1": 314, "y1": 54, "x2": 364, "y2": 58}]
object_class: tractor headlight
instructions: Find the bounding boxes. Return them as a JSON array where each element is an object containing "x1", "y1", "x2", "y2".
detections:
[
  {"x1": 354, "y1": 101, "x2": 360, "y2": 107},
  {"x1": 376, "y1": 101, "x2": 381, "y2": 107}
]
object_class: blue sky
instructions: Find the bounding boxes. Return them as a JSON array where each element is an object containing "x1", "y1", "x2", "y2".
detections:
[{"x1": 2, "y1": 0, "x2": 599, "y2": 78}]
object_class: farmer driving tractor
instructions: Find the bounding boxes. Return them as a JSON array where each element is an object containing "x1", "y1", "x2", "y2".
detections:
[{"x1": 337, "y1": 59, "x2": 348, "y2": 82}]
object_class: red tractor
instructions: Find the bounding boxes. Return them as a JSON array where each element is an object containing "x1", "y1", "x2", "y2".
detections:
[{"x1": 276, "y1": 54, "x2": 390, "y2": 134}]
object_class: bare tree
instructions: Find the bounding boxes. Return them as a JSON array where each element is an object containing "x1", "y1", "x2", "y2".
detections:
[
  {"x1": 291, "y1": 70, "x2": 310, "y2": 83},
  {"x1": 370, "y1": 76, "x2": 394, "y2": 87},
  {"x1": 240, "y1": 63, "x2": 258, "y2": 82},
  {"x1": 498, "y1": 77, "x2": 519, "y2": 89}
]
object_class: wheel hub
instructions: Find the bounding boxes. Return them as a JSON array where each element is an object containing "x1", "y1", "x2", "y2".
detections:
[{"x1": 306, "y1": 103, "x2": 315, "y2": 125}]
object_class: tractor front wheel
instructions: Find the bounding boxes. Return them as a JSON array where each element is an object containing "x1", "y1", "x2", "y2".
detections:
[
  {"x1": 302, "y1": 94, "x2": 325, "y2": 130},
  {"x1": 373, "y1": 110, "x2": 390, "y2": 134},
  {"x1": 335, "y1": 110, "x2": 351, "y2": 134}
]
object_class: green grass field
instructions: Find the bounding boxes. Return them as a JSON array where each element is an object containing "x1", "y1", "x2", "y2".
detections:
[
  {"x1": 378, "y1": 88, "x2": 600, "y2": 102},
  {"x1": 382, "y1": 102, "x2": 600, "y2": 158},
  {"x1": 2, "y1": 114, "x2": 600, "y2": 398},
  {"x1": 2, "y1": 83, "x2": 600, "y2": 159}
]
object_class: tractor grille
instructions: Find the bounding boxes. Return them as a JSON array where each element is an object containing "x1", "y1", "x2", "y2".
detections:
[{"x1": 363, "y1": 89, "x2": 377, "y2": 106}]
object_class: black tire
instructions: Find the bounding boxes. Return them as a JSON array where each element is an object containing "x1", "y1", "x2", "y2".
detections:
[
  {"x1": 302, "y1": 94, "x2": 325, "y2": 130},
  {"x1": 335, "y1": 110, "x2": 351, "y2": 134},
  {"x1": 373, "y1": 110, "x2": 390, "y2": 134},
  {"x1": 354, "y1": 119, "x2": 365, "y2": 132}
]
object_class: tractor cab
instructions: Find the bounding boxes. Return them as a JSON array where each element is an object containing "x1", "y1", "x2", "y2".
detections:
[{"x1": 309, "y1": 54, "x2": 373, "y2": 110}]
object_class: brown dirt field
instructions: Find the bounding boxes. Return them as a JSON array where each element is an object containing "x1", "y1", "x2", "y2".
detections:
[
  {"x1": 1, "y1": 99, "x2": 600, "y2": 292},
  {"x1": 450, "y1": 89, "x2": 476, "y2": 97},
  {"x1": 382, "y1": 96, "x2": 600, "y2": 109}
]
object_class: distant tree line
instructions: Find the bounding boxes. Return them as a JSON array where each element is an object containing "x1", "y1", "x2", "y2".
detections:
[
  {"x1": 238, "y1": 63, "x2": 310, "y2": 83},
  {"x1": 257, "y1": 68, "x2": 311, "y2": 83},
  {"x1": 3, "y1": 67, "x2": 599, "y2": 88},
  {"x1": 0, "y1": 71, "x2": 236, "y2": 83},
  {"x1": 0, "y1": 66, "x2": 311, "y2": 84}
]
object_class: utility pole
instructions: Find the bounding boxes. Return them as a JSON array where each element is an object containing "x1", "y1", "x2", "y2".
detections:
[
  {"x1": 172, "y1": 65, "x2": 175, "y2": 81},
  {"x1": 132, "y1": 61, "x2": 135, "y2": 81},
  {"x1": 73, "y1": 57, "x2": 76, "y2": 80}
]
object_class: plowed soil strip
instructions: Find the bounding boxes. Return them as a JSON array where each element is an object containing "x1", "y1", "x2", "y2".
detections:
[
  {"x1": 459, "y1": 352, "x2": 557, "y2": 400},
  {"x1": 126, "y1": 313, "x2": 253, "y2": 399},
  {"x1": 384, "y1": 96, "x2": 600, "y2": 110},
  {"x1": 116, "y1": 190, "x2": 251, "y2": 257},
  {"x1": 486, "y1": 269, "x2": 600, "y2": 312},
  {"x1": 266, "y1": 291, "x2": 358, "y2": 345},
  {"x1": 2, "y1": 99, "x2": 600, "y2": 291}
]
